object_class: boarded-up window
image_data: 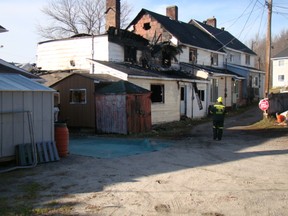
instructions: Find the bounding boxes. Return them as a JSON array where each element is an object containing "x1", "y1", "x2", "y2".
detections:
[
  {"x1": 151, "y1": 84, "x2": 164, "y2": 103},
  {"x1": 69, "y1": 89, "x2": 86, "y2": 104}
]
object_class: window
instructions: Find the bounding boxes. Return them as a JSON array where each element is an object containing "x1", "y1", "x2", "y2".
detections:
[
  {"x1": 245, "y1": 54, "x2": 250, "y2": 65},
  {"x1": 279, "y1": 60, "x2": 284, "y2": 66},
  {"x1": 124, "y1": 46, "x2": 136, "y2": 63},
  {"x1": 278, "y1": 75, "x2": 285, "y2": 82},
  {"x1": 229, "y1": 53, "x2": 234, "y2": 63},
  {"x1": 197, "y1": 90, "x2": 205, "y2": 101},
  {"x1": 252, "y1": 76, "x2": 259, "y2": 87},
  {"x1": 151, "y1": 84, "x2": 164, "y2": 103},
  {"x1": 189, "y1": 48, "x2": 197, "y2": 63},
  {"x1": 180, "y1": 87, "x2": 185, "y2": 101},
  {"x1": 233, "y1": 80, "x2": 239, "y2": 94},
  {"x1": 69, "y1": 89, "x2": 86, "y2": 104},
  {"x1": 211, "y1": 53, "x2": 218, "y2": 66}
]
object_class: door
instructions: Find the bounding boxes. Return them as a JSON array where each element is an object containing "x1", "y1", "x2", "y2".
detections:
[{"x1": 180, "y1": 86, "x2": 187, "y2": 116}]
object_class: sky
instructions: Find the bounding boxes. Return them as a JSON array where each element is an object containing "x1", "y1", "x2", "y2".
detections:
[{"x1": 0, "y1": 0, "x2": 287, "y2": 63}]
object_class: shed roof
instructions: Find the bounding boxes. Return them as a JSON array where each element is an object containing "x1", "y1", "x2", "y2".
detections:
[
  {"x1": 0, "y1": 59, "x2": 42, "y2": 80},
  {"x1": 96, "y1": 80, "x2": 151, "y2": 95},
  {"x1": 50, "y1": 72, "x2": 121, "y2": 87},
  {"x1": 0, "y1": 74, "x2": 55, "y2": 92}
]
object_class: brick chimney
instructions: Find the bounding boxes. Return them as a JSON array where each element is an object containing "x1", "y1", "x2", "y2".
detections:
[
  {"x1": 105, "y1": 0, "x2": 121, "y2": 31},
  {"x1": 166, "y1": 6, "x2": 178, "y2": 21},
  {"x1": 205, "y1": 17, "x2": 217, "y2": 28}
]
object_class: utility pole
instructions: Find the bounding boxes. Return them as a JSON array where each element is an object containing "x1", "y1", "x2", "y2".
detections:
[{"x1": 264, "y1": 0, "x2": 272, "y2": 98}]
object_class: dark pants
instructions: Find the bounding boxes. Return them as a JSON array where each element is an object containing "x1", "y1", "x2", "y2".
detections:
[{"x1": 213, "y1": 120, "x2": 224, "y2": 140}]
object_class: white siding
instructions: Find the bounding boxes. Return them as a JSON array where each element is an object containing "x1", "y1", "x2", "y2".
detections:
[
  {"x1": 272, "y1": 58, "x2": 288, "y2": 88},
  {"x1": 179, "y1": 47, "x2": 189, "y2": 63},
  {"x1": 37, "y1": 35, "x2": 126, "y2": 71},
  {"x1": 128, "y1": 78, "x2": 180, "y2": 124},
  {"x1": 37, "y1": 37, "x2": 93, "y2": 71},
  {"x1": 94, "y1": 36, "x2": 109, "y2": 61},
  {"x1": 108, "y1": 42, "x2": 124, "y2": 62}
]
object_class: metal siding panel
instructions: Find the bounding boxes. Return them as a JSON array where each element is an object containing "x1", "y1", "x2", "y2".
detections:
[
  {"x1": 23, "y1": 92, "x2": 33, "y2": 144},
  {"x1": 12, "y1": 92, "x2": 25, "y2": 145},
  {"x1": 32, "y1": 92, "x2": 44, "y2": 143},
  {"x1": 0, "y1": 92, "x2": 14, "y2": 157},
  {"x1": 42, "y1": 92, "x2": 54, "y2": 142}
]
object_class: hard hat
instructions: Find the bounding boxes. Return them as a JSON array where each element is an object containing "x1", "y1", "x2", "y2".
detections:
[{"x1": 217, "y1": 97, "x2": 223, "y2": 103}]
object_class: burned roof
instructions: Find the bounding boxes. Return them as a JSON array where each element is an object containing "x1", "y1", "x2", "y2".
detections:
[
  {"x1": 127, "y1": 9, "x2": 225, "y2": 53},
  {"x1": 93, "y1": 60, "x2": 206, "y2": 81}
]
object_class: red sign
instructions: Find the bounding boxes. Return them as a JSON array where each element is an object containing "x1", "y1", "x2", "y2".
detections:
[{"x1": 259, "y1": 98, "x2": 269, "y2": 111}]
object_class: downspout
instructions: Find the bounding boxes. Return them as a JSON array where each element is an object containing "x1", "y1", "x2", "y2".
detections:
[
  {"x1": 191, "y1": 83, "x2": 194, "y2": 119},
  {"x1": 225, "y1": 76, "x2": 227, "y2": 105},
  {"x1": 91, "y1": 34, "x2": 95, "y2": 74}
]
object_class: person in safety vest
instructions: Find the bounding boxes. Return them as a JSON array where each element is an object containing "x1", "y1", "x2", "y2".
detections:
[{"x1": 210, "y1": 96, "x2": 226, "y2": 140}]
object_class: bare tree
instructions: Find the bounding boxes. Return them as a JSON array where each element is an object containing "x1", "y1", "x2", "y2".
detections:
[
  {"x1": 251, "y1": 29, "x2": 288, "y2": 70},
  {"x1": 37, "y1": 0, "x2": 133, "y2": 39}
]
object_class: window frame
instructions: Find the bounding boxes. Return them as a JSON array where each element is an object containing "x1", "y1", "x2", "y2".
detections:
[
  {"x1": 278, "y1": 60, "x2": 284, "y2": 66},
  {"x1": 69, "y1": 89, "x2": 87, "y2": 104},
  {"x1": 211, "y1": 53, "x2": 218, "y2": 66},
  {"x1": 189, "y1": 48, "x2": 197, "y2": 64},
  {"x1": 150, "y1": 84, "x2": 165, "y2": 103},
  {"x1": 278, "y1": 75, "x2": 285, "y2": 82},
  {"x1": 245, "y1": 54, "x2": 251, "y2": 65}
]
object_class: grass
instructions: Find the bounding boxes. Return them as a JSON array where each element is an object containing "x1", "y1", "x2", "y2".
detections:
[{"x1": 0, "y1": 181, "x2": 74, "y2": 216}]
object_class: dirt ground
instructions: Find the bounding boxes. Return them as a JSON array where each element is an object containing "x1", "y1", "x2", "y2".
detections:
[{"x1": 1, "y1": 105, "x2": 288, "y2": 216}]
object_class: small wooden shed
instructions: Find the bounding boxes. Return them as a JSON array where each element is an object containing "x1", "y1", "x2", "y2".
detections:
[
  {"x1": 95, "y1": 80, "x2": 151, "y2": 134},
  {"x1": 50, "y1": 73, "x2": 120, "y2": 130},
  {"x1": 0, "y1": 74, "x2": 55, "y2": 161}
]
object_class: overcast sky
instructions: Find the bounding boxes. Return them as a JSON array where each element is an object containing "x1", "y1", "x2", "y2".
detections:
[{"x1": 0, "y1": 0, "x2": 287, "y2": 63}]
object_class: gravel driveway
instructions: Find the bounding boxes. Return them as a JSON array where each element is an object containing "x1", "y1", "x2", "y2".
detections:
[{"x1": 1, "y1": 105, "x2": 288, "y2": 216}]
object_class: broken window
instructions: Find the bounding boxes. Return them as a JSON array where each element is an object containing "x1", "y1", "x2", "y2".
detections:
[
  {"x1": 151, "y1": 84, "x2": 164, "y2": 103},
  {"x1": 189, "y1": 48, "x2": 197, "y2": 64},
  {"x1": 143, "y1": 22, "x2": 151, "y2": 30},
  {"x1": 197, "y1": 90, "x2": 205, "y2": 101},
  {"x1": 124, "y1": 46, "x2": 136, "y2": 63},
  {"x1": 69, "y1": 89, "x2": 86, "y2": 104}
]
